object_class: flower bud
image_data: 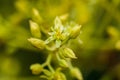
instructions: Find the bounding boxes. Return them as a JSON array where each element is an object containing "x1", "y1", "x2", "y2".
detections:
[
  {"x1": 32, "y1": 8, "x2": 43, "y2": 23},
  {"x1": 70, "y1": 67, "x2": 83, "y2": 80},
  {"x1": 43, "y1": 69, "x2": 51, "y2": 77},
  {"x1": 28, "y1": 38, "x2": 45, "y2": 50},
  {"x1": 59, "y1": 13, "x2": 69, "y2": 21},
  {"x1": 58, "y1": 50, "x2": 66, "y2": 59},
  {"x1": 29, "y1": 20, "x2": 41, "y2": 38},
  {"x1": 70, "y1": 25, "x2": 81, "y2": 39},
  {"x1": 54, "y1": 16, "x2": 62, "y2": 30},
  {"x1": 63, "y1": 48, "x2": 77, "y2": 59},
  {"x1": 30, "y1": 63, "x2": 43, "y2": 75},
  {"x1": 54, "y1": 72, "x2": 66, "y2": 80},
  {"x1": 59, "y1": 72, "x2": 66, "y2": 80},
  {"x1": 59, "y1": 59, "x2": 68, "y2": 68}
]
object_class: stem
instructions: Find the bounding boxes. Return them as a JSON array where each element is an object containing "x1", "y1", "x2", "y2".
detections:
[
  {"x1": 42, "y1": 53, "x2": 55, "y2": 73},
  {"x1": 56, "y1": 52, "x2": 61, "y2": 61},
  {"x1": 42, "y1": 53, "x2": 52, "y2": 67},
  {"x1": 67, "y1": 58, "x2": 73, "y2": 69},
  {"x1": 48, "y1": 64, "x2": 55, "y2": 73}
]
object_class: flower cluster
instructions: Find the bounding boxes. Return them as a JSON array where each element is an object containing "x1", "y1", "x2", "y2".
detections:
[{"x1": 28, "y1": 9, "x2": 83, "y2": 80}]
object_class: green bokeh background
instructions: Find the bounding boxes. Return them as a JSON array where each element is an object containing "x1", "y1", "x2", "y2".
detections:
[{"x1": 0, "y1": 0, "x2": 120, "y2": 80}]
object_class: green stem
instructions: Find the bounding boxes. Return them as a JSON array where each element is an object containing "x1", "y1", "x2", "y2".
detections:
[
  {"x1": 67, "y1": 58, "x2": 73, "y2": 69},
  {"x1": 56, "y1": 52, "x2": 61, "y2": 61},
  {"x1": 42, "y1": 53, "x2": 52, "y2": 67},
  {"x1": 48, "y1": 64, "x2": 55, "y2": 73},
  {"x1": 42, "y1": 53, "x2": 55, "y2": 73}
]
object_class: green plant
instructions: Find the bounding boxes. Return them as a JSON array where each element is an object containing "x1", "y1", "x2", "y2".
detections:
[{"x1": 28, "y1": 9, "x2": 83, "y2": 80}]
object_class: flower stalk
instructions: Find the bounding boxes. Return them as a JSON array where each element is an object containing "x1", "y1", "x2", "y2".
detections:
[{"x1": 28, "y1": 15, "x2": 83, "y2": 80}]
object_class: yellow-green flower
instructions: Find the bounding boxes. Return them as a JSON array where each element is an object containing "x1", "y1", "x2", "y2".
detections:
[
  {"x1": 45, "y1": 17, "x2": 69, "y2": 48},
  {"x1": 30, "y1": 63, "x2": 43, "y2": 75}
]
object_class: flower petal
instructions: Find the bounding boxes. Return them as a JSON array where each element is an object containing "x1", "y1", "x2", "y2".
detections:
[
  {"x1": 55, "y1": 40, "x2": 61, "y2": 48},
  {"x1": 45, "y1": 36, "x2": 55, "y2": 44}
]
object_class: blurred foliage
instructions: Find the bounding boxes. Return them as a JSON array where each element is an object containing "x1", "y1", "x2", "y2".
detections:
[{"x1": 0, "y1": 0, "x2": 120, "y2": 80}]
